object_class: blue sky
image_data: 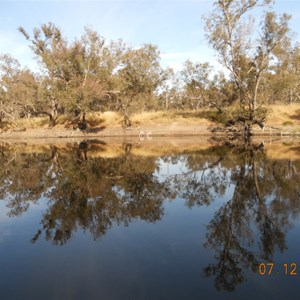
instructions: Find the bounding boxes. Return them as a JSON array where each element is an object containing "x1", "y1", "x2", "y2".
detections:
[{"x1": 1, "y1": 0, "x2": 300, "y2": 72}]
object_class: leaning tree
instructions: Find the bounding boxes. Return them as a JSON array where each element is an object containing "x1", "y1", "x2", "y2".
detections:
[{"x1": 204, "y1": 0, "x2": 291, "y2": 139}]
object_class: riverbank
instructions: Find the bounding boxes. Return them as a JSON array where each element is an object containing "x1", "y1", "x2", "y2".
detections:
[
  {"x1": 1, "y1": 122, "x2": 300, "y2": 140},
  {"x1": 1, "y1": 135, "x2": 300, "y2": 161},
  {"x1": 1, "y1": 104, "x2": 300, "y2": 139}
]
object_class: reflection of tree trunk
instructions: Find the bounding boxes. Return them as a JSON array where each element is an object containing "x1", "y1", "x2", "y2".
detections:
[
  {"x1": 203, "y1": 156, "x2": 257, "y2": 291},
  {"x1": 228, "y1": 164, "x2": 245, "y2": 241},
  {"x1": 288, "y1": 159, "x2": 297, "y2": 179},
  {"x1": 253, "y1": 160, "x2": 262, "y2": 202},
  {"x1": 4, "y1": 153, "x2": 17, "y2": 167},
  {"x1": 77, "y1": 141, "x2": 89, "y2": 162},
  {"x1": 223, "y1": 205, "x2": 233, "y2": 262},
  {"x1": 123, "y1": 142, "x2": 132, "y2": 154},
  {"x1": 251, "y1": 150, "x2": 266, "y2": 215},
  {"x1": 77, "y1": 149, "x2": 88, "y2": 161},
  {"x1": 42, "y1": 147, "x2": 62, "y2": 172},
  {"x1": 244, "y1": 124, "x2": 252, "y2": 144},
  {"x1": 252, "y1": 150, "x2": 286, "y2": 259}
]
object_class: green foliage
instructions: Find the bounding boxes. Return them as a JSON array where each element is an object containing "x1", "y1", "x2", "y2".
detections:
[
  {"x1": 117, "y1": 44, "x2": 168, "y2": 113},
  {"x1": 204, "y1": 0, "x2": 292, "y2": 135},
  {"x1": 0, "y1": 8, "x2": 299, "y2": 131},
  {"x1": 0, "y1": 54, "x2": 41, "y2": 119}
]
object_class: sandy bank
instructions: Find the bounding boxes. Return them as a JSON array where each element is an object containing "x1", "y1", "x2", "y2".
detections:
[{"x1": 1, "y1": 123, "x2": 300, "y2": 140}]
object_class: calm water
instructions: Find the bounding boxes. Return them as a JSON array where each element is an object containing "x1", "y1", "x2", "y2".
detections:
[{"x1": 0, "y1": 139, "x2": 299, "y2": 300}]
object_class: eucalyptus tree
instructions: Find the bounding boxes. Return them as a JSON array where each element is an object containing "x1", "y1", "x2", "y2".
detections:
[
  {"x1": 0, "y1": 54, "x2": 22, "y2": 119},
  {"x1": 179, "y1": 60, "x2": 212, "y2": 110},
  {"x1": 18, "y1": 23, "x2": 66, "y2": 122},
  {"x1": 204, "y1": 0, "x2": 292, "y2": 137},
  {"x1": 263, "y1": 43, "x2": 300, "y2": 104},
  {"x1": 157, "y1": 68, "x2": 183, "y2": 111},
  {"x1": 117, "y1": 44, "x2": 168, "y2": 126},
  {"x1": 179, "y1": 60, "x2": 236, "y2": 112},
  {"x1": 18, "y1": 23, "x2": 116, "y2": 122},
  {"x1": 207, "y1": 72, "x2": 238, "y2": 112},
  {"x1": 0, "y1": 54, "x2": 41, "y2": 122}
]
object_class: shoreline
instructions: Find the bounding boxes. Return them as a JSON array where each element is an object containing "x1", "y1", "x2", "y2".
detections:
[
  {"x1": 1, "y1": 123, "x2": 300, "y2": 140},
  {"x1": 1, "y1": 134, "x2": 300, "y2": 161}
]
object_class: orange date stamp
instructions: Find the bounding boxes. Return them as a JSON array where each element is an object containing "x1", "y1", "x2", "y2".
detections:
[{"x1": 258, "y1": 262, "x2": 297, "y2": 276}]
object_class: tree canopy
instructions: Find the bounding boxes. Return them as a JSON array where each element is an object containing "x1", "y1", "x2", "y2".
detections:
[{"x1": 0, "y1": 1, "x2": 299, "y2": 134}]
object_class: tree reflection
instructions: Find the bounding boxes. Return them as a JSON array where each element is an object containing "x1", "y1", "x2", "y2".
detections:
[
  {"x1": 0, "y1": 143, "x2": 52, "y2": 216},
  {"x1": 0, "y1": 141, "x2": 172, "y2": 245},
  {"x1": 1, "y1": 140, "x2": 300, "y2": 290},
  {"x1": 160, "y1": 141, "x2": 300, "y2": 291},
  {"x1": 164, "y1": 146, "x2": 230, "y2": 208},
  {"x1": 188, "y1": 143, "x2": 299, "y2": 291}
]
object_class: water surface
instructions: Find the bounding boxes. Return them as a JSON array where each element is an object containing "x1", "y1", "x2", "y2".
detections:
[{"x1": 0, "y1": 138, "x2": 299, "y2": 300}]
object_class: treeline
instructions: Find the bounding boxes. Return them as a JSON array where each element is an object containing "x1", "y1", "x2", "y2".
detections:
[{"x1": 0, "y1": 0, "x2": 300, "y2": 129}]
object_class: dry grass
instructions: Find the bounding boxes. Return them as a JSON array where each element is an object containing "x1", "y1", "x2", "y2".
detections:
[
  {"x1": 131, "y1": 110, "x2": 214, "y2": 126},
  {"x1": 98, "y1": 111, "x2": 123, "y2": 126},
  {"x1": 265, "y1": 141, "x2": 300, "y2": 160},
  {"x1": 59, "y1": 111, "x2": 123, "y2": 128},
  {"x1": 266, "y1": 103, "x2": 300, "y2": 125},
  {"x1": 2, "y1": 104, "x2": 300, "y2": 131},
  {"x1": 2, "y1": 112, "x2": 123, "y2": 130},
  {"x1": 58, "y1": 109, "x2": 214, "y2": 128},
  {"x1": 4, "y1": 116, "x2": 50, "y2": 130}
]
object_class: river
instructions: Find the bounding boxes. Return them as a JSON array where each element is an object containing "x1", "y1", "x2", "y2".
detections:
[{"x1": 0, "y1": 138, "x2": 299, "y2": 300}]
